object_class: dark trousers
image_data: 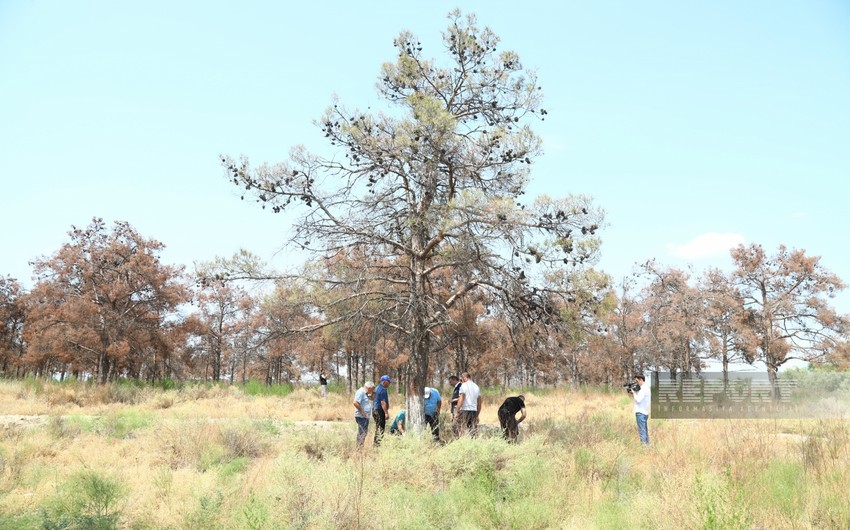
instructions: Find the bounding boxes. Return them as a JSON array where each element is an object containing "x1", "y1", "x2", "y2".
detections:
[
  {"x1": 372, "y1": 408, "x2": 387, "y2": 446},
  {"x1": 450, "y1": 406, "x2": 459, "y2": 437},
  {"x1": 425, "y1": 414, "x2": 440, "y2": 441},
  {"x1": 457, "y1": 410, "x2": 479, "y2": 438},
  {"x1": 498, "y1": 408, "x2": 519, "y2": 442}
]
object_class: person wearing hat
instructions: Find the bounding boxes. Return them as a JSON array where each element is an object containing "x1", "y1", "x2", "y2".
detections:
[
  {"x1": 353, "y1": 381, "x2": 375, "y2": 447},
  {"x1": 497, "y1": 395, "x2": 526, "y2": 443},
  {"x1": 372, "y1": 375, "x2": 393, "y2": 446},
  {"x1": 423, "y1": 386, "x2": 442, "y2": 442}
]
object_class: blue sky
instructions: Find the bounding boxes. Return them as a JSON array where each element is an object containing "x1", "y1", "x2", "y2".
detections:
[{"x1": 2, "y1": 1, "x2": 849, "y2": 312}]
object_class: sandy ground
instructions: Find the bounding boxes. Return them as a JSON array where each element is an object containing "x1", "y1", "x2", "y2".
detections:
[{"x1": 0, "y1": 414, "x2": 51, "y2": 429}]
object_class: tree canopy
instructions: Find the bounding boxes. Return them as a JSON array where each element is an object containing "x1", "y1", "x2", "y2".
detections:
[{"x1": 24, "y1": 218, "x2": 188, "y2": 382}]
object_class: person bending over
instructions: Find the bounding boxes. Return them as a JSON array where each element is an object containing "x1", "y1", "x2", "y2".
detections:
[{"x1": 497, "y1": 395, "x2": 526, "y2": 443}]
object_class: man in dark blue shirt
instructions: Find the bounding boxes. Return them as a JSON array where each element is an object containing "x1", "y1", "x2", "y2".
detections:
[{"x1": 372, "y1": 375, "x2": 393, "y2": 446}]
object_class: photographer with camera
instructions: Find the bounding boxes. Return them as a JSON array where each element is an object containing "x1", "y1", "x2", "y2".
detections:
[{"x1": 626, "y1": 374, "x2": 650, "y2": 445}]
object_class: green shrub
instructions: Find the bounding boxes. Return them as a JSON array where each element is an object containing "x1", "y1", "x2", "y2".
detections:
[
  {"x1": 157, "y1": 377, "x2": 178, "y2": 391},
  {"x1": 241, "y1": 492, "x2": 271, "y2": 530},
  {"x1": 60, "y1": 415, "x2": 97, "y2": 435},
  {"x1": 693, "y1": 471, "x2": 752, "y2": 530},
  {"x1": 325, "y1": 381, "x2": 346, "y2": 394},
  {"x1": 18, "y1": 376, "x2": 44, "y2": 397},
  {"x1": 178, "y1": 381, "x2": 232, "y2": 401},
  {"x1": 219, "y1": 456, "x2": 250, "y2": 478},
  {"x1": 62, "y1": 410, "x2": 154, "y2": 439},
  {"x1": 0, "y1": 514, "x2": 40, "y2": 530},
  {"x1": 0, "y1": 513, "x2": 43, "y2": 530},
  {"x1": 747, "y1": 460, "x2": 806, "y2": 523},
  {"x1": 184, "y1": 492, "x2": 223, "y2": 529},
  {"x1": 40, "y1": 470, "x2": 125, "y2": 530},
  {"x1": 107, "y1": 380, "x2": 146, "y2": 405},
  {"x1": 594, "y1": 499, "x2": 629, "y2": 528},
  {"x1": 241, "y1": 380, "x2": 293, "y2": 397},
  {"x1": 47, "y1": 415, "x2": 81, "y2": 439}
]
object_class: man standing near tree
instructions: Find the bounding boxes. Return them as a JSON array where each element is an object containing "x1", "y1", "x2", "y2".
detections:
[
  {"x1": 423, "y1": 386, "x2": 442, "y2": 442},
  {"x1": 454, "y1": 372, "x2": 482, "y2": 438},
  {"x1": 372, "y1": 375, "x2": 393, "y2": 446}
]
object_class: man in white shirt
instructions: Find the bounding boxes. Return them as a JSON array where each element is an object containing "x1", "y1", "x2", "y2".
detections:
[
  {"x1": 454, "y1": 372, "x2": 482, "y2": 438},
  {"x1": 353, "y1": 381, "x2": 375, "y2": 447},
  {"x1": 629, "y1": 374, "x2": 650, "y2": 445}
]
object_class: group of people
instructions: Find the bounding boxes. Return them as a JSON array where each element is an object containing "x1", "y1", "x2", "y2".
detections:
[
  {"x1": 352, "y1": 372, "x2": 527, "y2": 447},
  {"x1": 354, "y1": 371, "x2": 652, "y2": 447}
]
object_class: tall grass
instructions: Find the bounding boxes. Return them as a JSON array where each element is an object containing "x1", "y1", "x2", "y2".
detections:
[
  {"x1": 0, "y1": 379, "x2": 846, "y2": 528},
  {"x1": 241, "y1": 379, "x2": 294, "y2": 397}
]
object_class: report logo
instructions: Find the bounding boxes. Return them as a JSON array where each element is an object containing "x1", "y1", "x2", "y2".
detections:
[{"x1": 651, "y1": 371, "x2": 849, "y2": 419}]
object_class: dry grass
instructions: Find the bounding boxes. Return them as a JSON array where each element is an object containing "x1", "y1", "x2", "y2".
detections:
[{"x1": 0, "y1": 380, "x2": 847, "y2": 529}]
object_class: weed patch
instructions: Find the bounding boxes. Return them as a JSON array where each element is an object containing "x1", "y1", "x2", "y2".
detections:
[{"x1": 40, "y1": 470, "x2": 126, "y2": 530}]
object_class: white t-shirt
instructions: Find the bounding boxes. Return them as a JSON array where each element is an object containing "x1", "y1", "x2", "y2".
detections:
[
  {"x1": 459, "y1": 380, "x2": 480, "y2": 411},
  {"x1": 633, "y1": 383, "x2": 651, "y2": 415}
]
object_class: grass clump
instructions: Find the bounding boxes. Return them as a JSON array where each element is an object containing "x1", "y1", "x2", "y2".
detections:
[
  {"x1": 40, "y1": 470, "x2": 126, "y2": 530},
  {"x1": 55, "y1": 411, "x2": 153, "y2": 439},
  {"x1": 159, "y1": 421, "x2": 271, "y2": 473},
  {"x1": 693, "y1": 471, "x2": 752, "y2": 530},
  {"x1": 241, "y1": 379, "x2": 293, "y2": 397},
  {"x1": 183, "y1": 491, "x2": 224, "y2": 529},
  {"x1": 0, "y1": 514, "x2": 40, "y2": 530},
  {"x1": 747, "y1": 460, "x2": 806, "y2": 524}
]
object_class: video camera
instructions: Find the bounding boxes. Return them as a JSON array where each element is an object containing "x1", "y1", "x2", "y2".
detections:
[{"x1": 623, "y1": 382, "x2": 641, "y2": 393}]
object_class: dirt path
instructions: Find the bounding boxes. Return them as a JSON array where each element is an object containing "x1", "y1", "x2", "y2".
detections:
[
  {"x1": 0, "y1": 414, "x2": 52, "y2": 429},
  {"x1": 0, "y1": 414, "x2": 346, "y2": 430}
]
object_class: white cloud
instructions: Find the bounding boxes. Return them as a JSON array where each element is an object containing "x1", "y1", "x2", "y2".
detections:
[{"x1": 666, "y1": 232, "x2": 746, "y2": 260}]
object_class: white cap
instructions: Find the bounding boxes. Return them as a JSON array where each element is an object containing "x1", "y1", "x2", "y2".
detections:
[{"x1": 423, "y1": 387, "x2": 431, "y2": 398}]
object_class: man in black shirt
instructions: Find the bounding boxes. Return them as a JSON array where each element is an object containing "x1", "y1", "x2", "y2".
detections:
[
  {"x1": 498, "y1": 395, "x2": 526, "y2": 443},
  {"x1": 448, "y1": 375, "x2": 461, "y2": 437},
  {"x1": 448, "y1": 375, "x2": 461, "y2": 413}
]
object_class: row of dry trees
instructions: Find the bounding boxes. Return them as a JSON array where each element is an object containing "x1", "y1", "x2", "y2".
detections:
[{"x1": 0, "y1": 218, "x2": 847, "y2": 391}]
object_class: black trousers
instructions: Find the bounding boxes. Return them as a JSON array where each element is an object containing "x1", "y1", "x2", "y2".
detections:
[
  {"x1": 372, "y1": 408, "x2": 387, "y2": 445},
  {"x1": 425, "y1": 414, "x2": 440, "y2": 441},
  {"x1": 498, "y1": 408, "x2": 519, "y2": 442},
  {"x1": 457, "y1": 410, "x2": 479, "y2": 438}
]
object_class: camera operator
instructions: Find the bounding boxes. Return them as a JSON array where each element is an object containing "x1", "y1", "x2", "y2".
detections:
[{"x1": 628, "y1": 374, "x2": 650, "y2": 445}]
